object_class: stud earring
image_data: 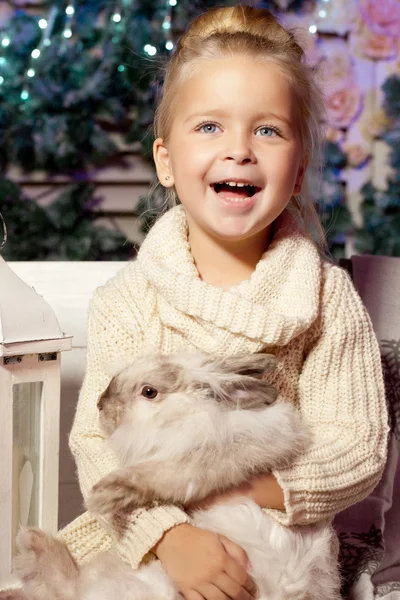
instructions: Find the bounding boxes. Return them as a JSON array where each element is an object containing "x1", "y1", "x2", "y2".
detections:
[{"x1": 165, "y1": 176, "x2": 170, "y2": 181}]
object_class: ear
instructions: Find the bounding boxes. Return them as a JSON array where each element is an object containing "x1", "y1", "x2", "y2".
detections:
[
  {"x1": 215, "y1": 352, "x2": 277, "y2": 378},
  {"x1": 222, "y1": 377, "x2": 278, "y2": 408},
  {"x1": 153, "y1": 137, "x2": 174, "y2": 188},
  {"x1": 293, "y1": 153, "x2": 309, "y2": 196},
  {"x1": 202, "y1": 353, "x2": 278, "y2": 409}
]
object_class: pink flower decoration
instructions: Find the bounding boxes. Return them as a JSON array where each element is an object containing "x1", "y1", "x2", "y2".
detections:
[
  {"x1": 325, "y1": 85, "x2": 363, "y2": 129},
  {"x1": 362, "y1": 31, "x2": 396, "y2": 60},
  {"x1": 360, "y1": 0, "x2": 400, "y2": 39}
]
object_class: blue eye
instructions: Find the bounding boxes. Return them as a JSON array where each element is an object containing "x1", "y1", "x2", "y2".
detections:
[
  {"x1": 196, "y1": 122, "x2": 281, "y2": 137},
  {"x1": 257, "y1": 127, "x2": 279, "y2": 137},
  {"x1": 198, "y1": 122, "x2": 218, "y2": 134}
]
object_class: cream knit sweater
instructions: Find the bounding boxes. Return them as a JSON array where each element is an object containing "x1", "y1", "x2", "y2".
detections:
[{"x1": 59, "y1": 205, "x2": 389, "y2": 570}]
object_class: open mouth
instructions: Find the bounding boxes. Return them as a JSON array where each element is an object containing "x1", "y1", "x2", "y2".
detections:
[{"x1": 211, "y1": 182, "x2": 261, "y2": 199}]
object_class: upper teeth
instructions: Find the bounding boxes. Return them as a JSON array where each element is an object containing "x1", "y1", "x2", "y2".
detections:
[{"x1": 219, "y1": 181, "x2": 253, "y2": 187}]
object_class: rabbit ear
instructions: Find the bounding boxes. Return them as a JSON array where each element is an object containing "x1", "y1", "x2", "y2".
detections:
[
  {"x1": 197, "y1": 353, "x2": 278, "y2": 409},
  {"x1": 213, "y1": 352, "x2": 277, "y2": 379},
  {"x1": 222, "y1": 376, "x2": 278, "y2": 408}
]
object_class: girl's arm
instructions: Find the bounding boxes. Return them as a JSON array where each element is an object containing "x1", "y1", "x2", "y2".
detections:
[
  {"x1": 187, "y1": 472, "x2": 285, "y2": 512},
  {"x1": 190, "y1": 266, "x2": 389, "y2": 525},
  {"x1": 57, "y1": 276, "x2": 191, "y2": 569},
  {"x1": 267, "y1": 266, "x2": 389, "y2": 526}
]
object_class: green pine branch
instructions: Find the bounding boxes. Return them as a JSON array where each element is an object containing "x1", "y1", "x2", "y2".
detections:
[{"x1": 354, "y1": 75, "x2": 400, "y2": 257}]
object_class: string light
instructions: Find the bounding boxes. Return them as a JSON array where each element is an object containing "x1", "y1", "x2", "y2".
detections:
[
  {"x1": 160, "y1": 0, "x2": 176, "y2": 55},
  {"x1": 59, "y1": 1, "x2": 76, "y2": 52},
  {"x1": 141, "y1": 0, "x2": 177, "y2": 56},
  {"x1": 144, "y1": 44, "x2": 157, "y2": 56},
  {"x1": 308, "y1": 0, "x2": 331, "y2": 35},
  {"x1": 2, "y1": 0, "x2": 180, "y2": 102},
  {"x1": 0, "y1": 40, "x2": 7, "y2": 89},
  {"x1": 14, "y1": 5, "x2": 59, "y2": 106}
]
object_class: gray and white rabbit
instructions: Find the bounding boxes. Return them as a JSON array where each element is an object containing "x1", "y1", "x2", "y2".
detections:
[{"x1": 11, "y1": 351, "x2": 340, "y2": 600}]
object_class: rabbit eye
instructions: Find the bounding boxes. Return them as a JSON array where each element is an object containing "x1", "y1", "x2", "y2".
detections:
[{"x1": 141, "y1": 385, "x2": 158, "y2": 400}]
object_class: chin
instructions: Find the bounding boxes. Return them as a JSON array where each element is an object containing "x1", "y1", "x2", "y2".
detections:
[{"x1": 207, "y1": 218, "x2": 270, "y2": 243}]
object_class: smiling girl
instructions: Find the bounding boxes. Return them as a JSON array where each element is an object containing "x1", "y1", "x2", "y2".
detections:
[{"x1": 58, "y1": 6, "x2": 388, "y2": 600}]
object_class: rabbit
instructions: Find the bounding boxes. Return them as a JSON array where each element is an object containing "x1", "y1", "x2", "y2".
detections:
[{"x1": 13, "y1": 350, "x2": 340, "y2": 600}]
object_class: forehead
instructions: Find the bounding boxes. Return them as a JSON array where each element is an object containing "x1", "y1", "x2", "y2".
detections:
[
  {"x1": 121, "y1": 357, "x2": 185, "y2": 393},
  {"x1": 174, "y1": 55, "x2": 295, "y2": 125}
]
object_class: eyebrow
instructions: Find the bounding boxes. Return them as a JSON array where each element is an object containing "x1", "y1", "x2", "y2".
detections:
[{"x1": 183, "y1": 109, "x2": 292, "y2": 127}]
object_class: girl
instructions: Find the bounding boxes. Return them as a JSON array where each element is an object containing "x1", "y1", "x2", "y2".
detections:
[{"x1": 59, "y1": 5, "x2": 389, "y2": 600}]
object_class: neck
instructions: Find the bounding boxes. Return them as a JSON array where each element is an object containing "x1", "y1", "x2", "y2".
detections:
[{"x1": 187, "y1": 218, "x2": 272, "y2": 290}]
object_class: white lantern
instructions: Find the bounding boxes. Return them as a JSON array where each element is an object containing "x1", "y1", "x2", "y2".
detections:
[{"x1": 0, "y1": 244, "x2": 72, "y2": 584}]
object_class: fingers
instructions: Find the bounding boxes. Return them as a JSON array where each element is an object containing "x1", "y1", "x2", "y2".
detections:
[
  {"x1": 214, "y1": 573, "x2": 257, "y2": 600},
  {"x1": 184, "y1": 592, "x2": 205, "y2": 600},
  {"x1": 183, "y1": 571, "x2": 257, "y2": 600},
  {"x1": 198, "y1": 583, "x2": 231, "y2": 600},
  {"x1": 219, "y1": 536, "x2": 249, "y2": 570},
  {"x1": 224, "y1": 561, "x2": 258, "y2": 598}
]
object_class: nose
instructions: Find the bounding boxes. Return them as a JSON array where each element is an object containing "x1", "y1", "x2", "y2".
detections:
[{"x1": 223, "y1": 130, "x2": 256, "y2": 164}]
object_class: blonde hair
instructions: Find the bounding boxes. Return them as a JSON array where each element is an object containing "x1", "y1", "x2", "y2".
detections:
[{"x1": 151, "y1": 4, "x2": 327, "y2": 250}]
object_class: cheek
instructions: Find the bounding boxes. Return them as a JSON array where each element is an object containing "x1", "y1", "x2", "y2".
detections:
[
  {"x1": 267, "y1": 147, "x2": 300, "y2": 183},
  {"x1": 170, "y1": 142, "x2": 213, "y2": 180}
]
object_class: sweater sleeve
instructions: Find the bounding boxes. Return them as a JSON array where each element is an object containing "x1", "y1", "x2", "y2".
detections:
[
  {"x1": 266, "y1": 266, "x2": 389, "y2": 527},
  {"x1": 57, "y1": 278, "x2": 191, "y2": 569}
]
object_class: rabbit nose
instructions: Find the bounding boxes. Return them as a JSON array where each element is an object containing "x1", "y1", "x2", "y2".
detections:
[{"x1": 97, "y1": 391, "x2": 106, "y2": 411}]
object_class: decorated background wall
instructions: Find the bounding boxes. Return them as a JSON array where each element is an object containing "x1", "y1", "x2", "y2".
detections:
[{"x1": 0, "y1": 0, "x2": 399, "y2": 260}]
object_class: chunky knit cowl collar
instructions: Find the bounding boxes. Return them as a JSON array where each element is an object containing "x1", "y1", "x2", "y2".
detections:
[{"x1": 136, "y1": 205, "x2": 322, "y2": 349}]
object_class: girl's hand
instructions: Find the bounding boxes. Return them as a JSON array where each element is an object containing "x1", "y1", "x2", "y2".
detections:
[{"x1": 152, "y1": 523, "x2": 257, "y2": 600}]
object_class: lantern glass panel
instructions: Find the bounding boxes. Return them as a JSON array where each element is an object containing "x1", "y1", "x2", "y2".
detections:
[{"x1": 12, "y1": 381, "x2": 43, "y2": 556}]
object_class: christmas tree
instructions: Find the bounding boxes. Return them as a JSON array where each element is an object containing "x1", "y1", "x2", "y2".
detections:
[{"x1": 1, "y1": 0, "x2": 397, "y2": 260}]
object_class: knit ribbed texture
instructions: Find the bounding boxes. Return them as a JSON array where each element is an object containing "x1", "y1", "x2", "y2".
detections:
[{"x1": 58, "y1": 205, "x2": 389, "y2": 570}]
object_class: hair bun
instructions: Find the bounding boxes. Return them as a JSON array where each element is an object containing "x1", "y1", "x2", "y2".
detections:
[{"x1": 178, "y1": 5, "x2": 302, "y2": 60}]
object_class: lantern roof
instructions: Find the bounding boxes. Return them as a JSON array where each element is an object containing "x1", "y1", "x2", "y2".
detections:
[{"x1": 0, "y1": 256, "x2": 72, "y2": 356}]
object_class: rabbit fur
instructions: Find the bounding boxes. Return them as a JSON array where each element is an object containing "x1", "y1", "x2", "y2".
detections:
[{"x1": 13, "y1": 350, "x2": 340, "y2": 600}]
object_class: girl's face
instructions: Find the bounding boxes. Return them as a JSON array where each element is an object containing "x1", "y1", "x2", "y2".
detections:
[{"x1": 154, "y1": 55, "x2": 306, "y2": 244}]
